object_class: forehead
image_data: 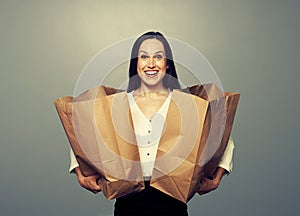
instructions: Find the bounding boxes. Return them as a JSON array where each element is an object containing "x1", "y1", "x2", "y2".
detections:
[{"x1": 139, "y1": 39, "x2": 165, "y2": 53}]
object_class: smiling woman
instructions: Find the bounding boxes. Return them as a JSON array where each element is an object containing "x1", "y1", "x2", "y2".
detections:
[
  {"x1": 65, "y1": 31, "x2": 236, "y2": 216},
  {"x1": 127, "y1": 32, "x2": 181, "y2": 93},
  {"x1": 116, "y1": 32, "x2": 190, "y2": 216},
  {"x1": 137, "y1": 39, "x2": 168, "y2": 90}
]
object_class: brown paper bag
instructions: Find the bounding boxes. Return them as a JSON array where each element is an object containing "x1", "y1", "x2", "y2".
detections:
[
  {"x1": 150, "y1": 84, "x2": 240, "y2": 202},
  {"x1": 54, "y1": 86, "x2": 145, "y2": 199},
  {"x1": 54, "y1": 84, "x2": 240, "y2": 202},
  {"x1": 187, "y1": 84, "x2": 240, "y2": 179}
]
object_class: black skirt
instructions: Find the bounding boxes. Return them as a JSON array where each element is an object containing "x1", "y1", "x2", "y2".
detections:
[{"x1": 114, "y1": 181, "x2": 188, "y2": 216}]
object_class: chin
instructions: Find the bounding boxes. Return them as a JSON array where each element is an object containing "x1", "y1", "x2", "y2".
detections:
[{"x1": 141, "y1": 79, "x2": 164, "y2": 88}]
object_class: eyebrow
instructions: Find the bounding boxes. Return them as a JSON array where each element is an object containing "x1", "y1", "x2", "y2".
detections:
[{"x1": 139, "y1": 50, "x2": 165, "y2": 54}]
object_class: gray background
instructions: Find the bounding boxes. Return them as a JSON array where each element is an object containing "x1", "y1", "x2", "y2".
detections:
[{"x1": 1, "y1": 0, "x2": 299, "y2": 215}]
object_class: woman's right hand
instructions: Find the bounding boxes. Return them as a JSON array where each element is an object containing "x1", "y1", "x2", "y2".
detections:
[{"x1": 74, "y1": 167, "x2": 102, "y2": 194}]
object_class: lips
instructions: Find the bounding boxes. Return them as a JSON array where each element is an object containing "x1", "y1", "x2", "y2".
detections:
[{"x1": 144, "y1": 70, "x2": 159, "y2": 77}]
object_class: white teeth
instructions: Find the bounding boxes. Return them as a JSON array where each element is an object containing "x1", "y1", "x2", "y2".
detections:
[{"x1": 145, "y1": 71, "x2": 158, "y2": 75}]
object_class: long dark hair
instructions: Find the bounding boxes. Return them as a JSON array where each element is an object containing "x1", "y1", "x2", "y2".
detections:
[{"x1": 127, "y1": 31, "x2": 181, "y2": 92}]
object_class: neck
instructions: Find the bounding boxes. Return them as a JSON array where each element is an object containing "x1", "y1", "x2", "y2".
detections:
[{"x1": 135, "y1": 83, "x2": 169, "y2": 98}]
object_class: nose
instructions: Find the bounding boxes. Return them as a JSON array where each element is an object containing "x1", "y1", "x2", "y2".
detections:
[{"x1": 148, "y1": 56, "x2": 156, "y2": 68}]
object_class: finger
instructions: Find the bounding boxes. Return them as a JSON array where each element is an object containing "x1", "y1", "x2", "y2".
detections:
[
  {"x1": 86, "y1": 176, "x2": 99, "y2": 183},
  {"x1": 88, "y1": 174, "x2": 101, "y2": 180},
  {"x1": 91, "y1": 184, "x2": 101, "y2": 191},
  {"x1": 86, "y1": 187, "x2": 99, "y2": 194},
  {"x1": 92, "y1": 190, "x2": 100, "y2": 194},
  {"x1": 87, "y1": 179, "x2": 101, "y2": 191},
  {"x1": 199, "y1": 190, "x2": 209, "y2": 195},
  {"x1": 200, "y1": 176, "x2": 209, "y2": 183},
  {"x1": 96, "y1": 176, "x2": 101, "y2": 184}
]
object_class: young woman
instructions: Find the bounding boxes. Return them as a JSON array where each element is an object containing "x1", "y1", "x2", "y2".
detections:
[{"x1": 69, "y1": 32, "x2": 234, "y2": 216}]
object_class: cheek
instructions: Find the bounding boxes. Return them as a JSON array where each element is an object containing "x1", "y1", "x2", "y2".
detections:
[
  {"x1": 157, "y1": 61, "x2": 167, "y2": 70},
  {"x1": 137, "y1": 60, "x2": 146, "y2": 71}
]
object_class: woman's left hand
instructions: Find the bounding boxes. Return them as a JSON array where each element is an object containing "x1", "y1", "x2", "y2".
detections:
[{"x1": 197, "y1": 167, "x2": 226, "y2": 195}]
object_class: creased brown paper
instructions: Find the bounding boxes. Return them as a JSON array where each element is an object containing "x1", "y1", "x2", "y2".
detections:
[{"x1": 54, "y1": 84, "x2": 240, "y2": 203}]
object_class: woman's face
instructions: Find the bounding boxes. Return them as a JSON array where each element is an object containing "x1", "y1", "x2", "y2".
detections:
[{"x1": 137, "y1": 39, "x2": 167, "y2": 89}]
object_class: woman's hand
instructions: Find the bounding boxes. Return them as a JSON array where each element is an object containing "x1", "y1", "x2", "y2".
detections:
[
  {"x1": 198, "y1": 167, "x2": 226, "y2": 195},
  {"x1": 74, "y1": 167, "x2": 102, "y2": 194}
]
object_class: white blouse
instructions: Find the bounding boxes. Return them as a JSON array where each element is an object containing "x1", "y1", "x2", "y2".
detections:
[
  {"x1": 127, "y1": 91, "x2": 172, "y2": 178},
  {"x1": 69, "y1": 92, "x2": 235, "y2": 176}
]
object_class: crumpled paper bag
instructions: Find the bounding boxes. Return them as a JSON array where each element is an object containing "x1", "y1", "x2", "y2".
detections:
[{"x1": 54, "y1": 84, "x2": 240, "y2": 203}]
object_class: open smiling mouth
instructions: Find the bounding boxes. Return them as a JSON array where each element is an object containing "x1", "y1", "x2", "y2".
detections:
[{"x1": 144, "y1": 70, "x2": 159, "y2": 77}]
